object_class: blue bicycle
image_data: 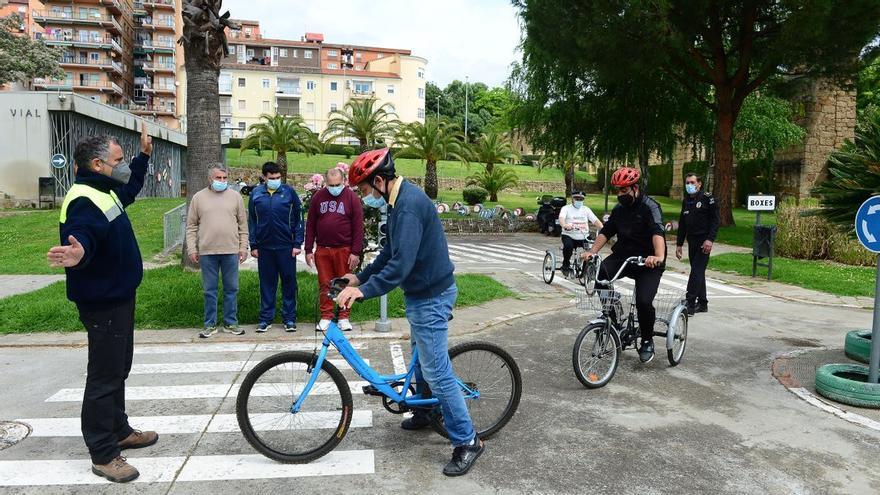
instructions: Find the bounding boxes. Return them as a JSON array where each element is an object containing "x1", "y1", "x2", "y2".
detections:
[{"x1": 236, "y1": 278, "x2": 522, "y2": 463}]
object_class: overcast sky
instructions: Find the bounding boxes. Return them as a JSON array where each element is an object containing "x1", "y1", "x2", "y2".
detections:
[{"x1": 221, "y1": 0, "x2": 522, "y2": 88}]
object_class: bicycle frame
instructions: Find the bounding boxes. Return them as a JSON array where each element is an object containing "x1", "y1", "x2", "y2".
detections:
[{"x1": 291, "y1": 318, "x2": 480, "y2": 414}]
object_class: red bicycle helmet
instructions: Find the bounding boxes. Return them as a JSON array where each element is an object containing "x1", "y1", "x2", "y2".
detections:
[
  {"x1": 610, "y1": 167, "x2": 640, "y2": 187},
  {"x1": 348, "y1": 148, "x2": 395, "y2": 186}
]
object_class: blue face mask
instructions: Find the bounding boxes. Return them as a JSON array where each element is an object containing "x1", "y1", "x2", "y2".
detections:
[
  {"x1": 685, "y1": 184, "x2": 698, "y2": 195},
  {"x1": 211, "y1": 180, "x2": 228, "y2": 192},
  {"x1": 328, "y1": 185, "x2": 345, "y2": 197},
  {"x1": 363, "y1": 193, "x2": 386, "y2": 209},
  {"x1": 573, "y1": 200, "x2": 583, "y2": 209},
  {"x1": 267, "y1": 178, "x2": 282, "y2": 190}
]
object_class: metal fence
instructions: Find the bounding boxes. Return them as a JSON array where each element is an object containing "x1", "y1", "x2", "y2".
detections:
[{"x1": 163, "y1": 203, "x2": 187, "y2": 251}]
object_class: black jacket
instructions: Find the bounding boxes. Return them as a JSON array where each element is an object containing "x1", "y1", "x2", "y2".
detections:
[
  {"x1": 599, "y1": 195, "x2": 666, "y2": 260},
  {"x1": 676, "y1": 190, "x2": 720, "y2": 246}
]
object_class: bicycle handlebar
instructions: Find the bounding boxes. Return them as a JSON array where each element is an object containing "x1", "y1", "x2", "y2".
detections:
[{"x1": 591, "y1": 255, "x2": 665, "y2": 286}]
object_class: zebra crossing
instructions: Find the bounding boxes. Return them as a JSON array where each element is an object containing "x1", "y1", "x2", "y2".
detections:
[
  {"x1": 0, "y1": 340, "x2": 403, "y2": 487},
  {"x1": 448, "y1": 242, "x2": 546, "y2": 264}
]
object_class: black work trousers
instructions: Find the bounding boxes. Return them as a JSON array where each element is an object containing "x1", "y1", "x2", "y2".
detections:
[
  {"x1": 596, "y1": 253, "x2": 664, "y2": 340},
  {"x1": 561, "y1": 235, "x2": 589, "y2": 269},
  {"x1": 77, "y1": 298, "x2": 136, "y2": 464},
  {"x1": 687, "y1": 237, "x2": 710, "y2": 306}
]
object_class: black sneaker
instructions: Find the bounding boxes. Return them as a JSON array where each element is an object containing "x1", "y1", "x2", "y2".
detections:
[
  {"x1": 638, "y1": 339, "x2": 655, "y2": 363},
  {"x1": 443, "y1": 439, "x2": 485, "y2": 477},
  {"x1": 695, "y1": 302, "x2": 708, "y2": 314},
  {"x1": 686, "y1": 302, "x2": 696, "y2": 316},
  {"x1": 400, "y1": 414, "x2": 432, "y2": 431}
]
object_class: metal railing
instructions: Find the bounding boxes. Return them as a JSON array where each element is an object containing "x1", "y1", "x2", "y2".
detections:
[{"x1": 163, "y1": 203, "x2": 187, "y2": 251}]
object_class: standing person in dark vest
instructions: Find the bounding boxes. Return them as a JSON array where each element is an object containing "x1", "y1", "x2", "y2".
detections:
[
  {"x1": 47, "y1": 123, "x2": 158, "y2": 483},
  {"x1": 675, "y1": 172, "x2": 720, "y2": 315}
]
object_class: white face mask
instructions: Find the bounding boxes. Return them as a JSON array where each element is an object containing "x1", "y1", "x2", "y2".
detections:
[{"x1": 685, "y1": 183, "x2": 698, "y2": 195}]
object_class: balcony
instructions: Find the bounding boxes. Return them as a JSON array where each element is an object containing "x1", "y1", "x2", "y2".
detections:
[
  {"x1": 143, "y1": 83, "x2": 176, "y2": 95},
  {"x1": 350, "y1": 90, "x2": 375, "y2": 99},
  {"x1": 140, "y1": 38, "x2": 176, "y2": 53},
  {"x1": 38, "y1": 32, "x2": 119, "y2": 52},
  {"x1": 275, "y1": 86, "x2": 301, "y2": 98},
  {"x1": 33, "y1": 78, "x2": 74, "y2": 90},
  {"x1": 220, "y1": 106, "x2": 232, "y2": 116},
  {"x1": 114, "y1": 103, "x2": 176, "y2": 116},
  {"x1": 142, "y1": 61, "x2": 175, "y2": 73},
  {"x1": 34, "y1": 78, "x2": 123, "y2": 95},
  {"x1": 32, "y1": 10, "x2": 122, "y2": 33},
  {"x1": 59, "y1": 55, "x2": 123, "y2": 75},
  {"x1": 141, "y1": 17, "x2": 176, "y2": 31},
  {"x1": 219, "y1": 83, "x2": 232, "y2": 95},
  {"x1": 100, "y1": 0, "x2": 122, "y2": 15},
  {"x1": 132, "y1": 2, "x2": 147, "y2": 16},
  {"x1": 143, "y1": 0, "x2": 175, "y2": 11}
]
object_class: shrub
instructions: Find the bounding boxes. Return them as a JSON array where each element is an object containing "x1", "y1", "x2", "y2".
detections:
[
  {"x1": 466, "y1": 167, "x2": 519, "y2": 202},
  {"x1": 342, "y1": 146, "x2": 355, "y2": 159},
  {"x1": 463, "y1": 187, "x2": 489, "y2": 205},
  {"x1": 775, "y1": 199, "x2": 874, "y2": 266},
  {"x1": 646, "y1": 163, "x2": 673, "y2": 196}
]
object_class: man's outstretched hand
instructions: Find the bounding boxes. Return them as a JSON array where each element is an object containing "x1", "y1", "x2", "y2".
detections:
[{"x1": 47, "y1": 235, "x2": 85, "y2": 268}]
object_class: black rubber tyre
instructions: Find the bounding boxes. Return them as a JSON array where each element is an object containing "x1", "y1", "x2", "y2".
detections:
[
  {"x1": 430, "y1": 341, "x2": 522, "y2": 440},
  {"x1": 542, "y1": 252, "x2": 555, "y2": 284},
  {"x1": 573, "y1": 323, "x2": 621, "y2": 388},
  {"x1": 844, "y1": 330, "x2": 872, "y2": 364},
  {"x1": 236, "y1": 351, "x2": 353, "y2": 463},
  {"x1": 666, "y1": 310, "x2": 688, "y2": 367},
  {"x1": 583, "y1": 259, "x2": 599, "y2": 296},
  {"x1": 815, "y1": 363, "x2": 880, "y2": 408}
]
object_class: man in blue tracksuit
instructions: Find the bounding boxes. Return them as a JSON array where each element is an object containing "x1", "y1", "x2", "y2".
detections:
[
  {"x1": 337, "y1": 148, "x2": 482, "y2": 477},
  {"x1": 248, "y1": 161, "x2": 304, "y2": 332}
]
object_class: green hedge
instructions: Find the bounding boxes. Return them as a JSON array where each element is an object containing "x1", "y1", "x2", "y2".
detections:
[
  {"x1": 646, "y1": 163, "x2": 673, "y2": 196},
  {"x1": 681, "y1": 160, "x2": 709, "y2": 184}
]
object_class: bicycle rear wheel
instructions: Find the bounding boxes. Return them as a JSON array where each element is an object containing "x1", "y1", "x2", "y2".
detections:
[
  {"x1": 666, "y1": 309, "x2": 688, "y2": 366},
  {"x1": 430, "y1": 341, "x2": 522, "y2": 440},
  {"x1": 236, "y1": 351, "x2": 353, "y2": 463},
  {"x1": 542, "y1": 252, "x2": 555, "y2": 284},
  {"x1": 573, "y1": 322, "x2": 621, "y2": 388}
]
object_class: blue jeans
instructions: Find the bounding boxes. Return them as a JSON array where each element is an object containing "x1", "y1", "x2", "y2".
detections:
[
  {"x1": 406, "y1": 283, "x2": 475, "y2": 447},
  {"x1": 257, "y1": 248, "x2": 298, "y2": 324},
  {"x1": 200, "y1": 254, "x2": 239, "y2": 327}
]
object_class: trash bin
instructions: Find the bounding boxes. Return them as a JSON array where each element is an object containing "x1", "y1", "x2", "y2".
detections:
[{"x1": 753, "y1": 225, "x2": 777, "y2": 258}]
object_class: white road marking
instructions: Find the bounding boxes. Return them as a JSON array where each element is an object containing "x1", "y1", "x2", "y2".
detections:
[
  {"x1": 134, "y1": 342, "x2": 365, "y2": 355},
  {"x1": 0, "y1": 457, "x2": 184, "y2": 485},
  {"x1": 448, "y1": 243, "x2": 525, "y2": 262},
  {"x1": 389, "y1": 343, "x2": 407, "y2": 375},
  {"x1": 664, "y1": 272, "x2": 748, "y2": 294},
  {"x1": 46, "y1": 381, "x2": 370, "y2": 402},
  {"x1": 469, "y1": 243, "x2": 544, "y2": 260},
  {"x1": 123, "y1": 358, "x2": 366, "y2": 375}
]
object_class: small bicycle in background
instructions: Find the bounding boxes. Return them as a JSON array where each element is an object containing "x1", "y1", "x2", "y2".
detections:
[
  {"x1": 542, "y1": 227, "x2": 597, "y2": 288},
  {"x1": 236, "y1": 278, "x2": 523, "y2": 463},
  {"x1": 572, "y1": 256, "x2": 688, "y2": 388}
]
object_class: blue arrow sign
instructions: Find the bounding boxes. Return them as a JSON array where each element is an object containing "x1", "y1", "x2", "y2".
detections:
[
  {"x1": 855, "y1": 196, "x2": 880, "y2": 253},
  {"x1": 50, "y1": 154, "x2": 67, "y2": 169}
]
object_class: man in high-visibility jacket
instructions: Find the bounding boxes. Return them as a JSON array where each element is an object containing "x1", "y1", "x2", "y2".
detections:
[{"x1": 47, "y1": 123, "x2": 157, "y2": 484}]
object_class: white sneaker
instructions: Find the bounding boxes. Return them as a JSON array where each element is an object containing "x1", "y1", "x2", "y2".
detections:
[
  {"x1": 316, "y1": 319, "x2": 331, "y2": 331},
  {"x1": 339, "y1": 319, "x2": 353, "y2": 331}
]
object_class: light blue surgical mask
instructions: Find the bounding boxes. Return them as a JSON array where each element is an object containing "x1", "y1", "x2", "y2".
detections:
[
  {"x1": 211, "y1": 180, "x2": 228, "y2": 192},
  {"x1": 685, "y1": 183, "x2": 698, "y2": 195},
  {"x1": 267, "y1": 178, "x2": 282, "y2": 190},
  {"x1": 573, "y1": 200, "x2": 583, "y2": 209},
  {"x1": 363, "y1": 193, "x2": 386, "y2": 209},
  {"x1": 328, "y1": 185, "x2": 344, "y2": 197}
]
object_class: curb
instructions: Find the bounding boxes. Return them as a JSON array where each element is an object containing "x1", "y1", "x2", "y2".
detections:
[{"x1": 771, "y1": 348, "x2": 880, "y2": 432}]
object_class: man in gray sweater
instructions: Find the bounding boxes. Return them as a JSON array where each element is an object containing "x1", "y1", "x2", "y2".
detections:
[{"x1": 186, "y1": 165, "x2": 249, "y2": 338}]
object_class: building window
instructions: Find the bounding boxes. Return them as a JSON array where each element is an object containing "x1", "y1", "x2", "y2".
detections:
[
  {"x1": 330, "y1": 81, "x2": 337, "y2": 91},
  {"x1": 417, "y1": 67, "x2": 425, "y2": 79},
  {"x1": 219, "y1": 72, "x2": 232, "y2": 92},
  {"x1": 377, "y1": 53, "x2": 383, "y2": 59},
  {"x1": 327, "y1": 49, "x2": 338, "y2": 57},
  {"x1": 238, "y1": 77, "x2": 246, "y2": 87},
  {"x1": 293, "y1": 49, "x2": 298, "y2": 58},
  {"x1": 263, "y1": 49, "x2": 270, "y2": 57},
  {"x1": 353, "y1": 81, "x2": 372, "y2": 94},
  {"x1": 246, "y1": 48, "x2": 254, "y2": 58},
  {"x1": 327, "y1": 63, "x2": 338, "y2": 70},
  {"x1": 304, "y1": 50, "x2": 313, "y2": 59},
  {"x1": 262, "y1": 100, "x2": 270, "y2": 111},
  {"x1": 244, "y1": 27, "x2": 252, "y2": 36},
  {"x1": 306, "y1": 80, "x2": 315, "y2": 90},
  {"x1": 330, "y1": 103, "x2": 337, "y2": 112},
  {"x1": 355, "y1": 52, "x2": 362, "y2": 61},
  {"x1": 417, "y1": 108, "x2": 425, "y2": 118},
  {"x1": 387, "y1": 85, "x2": 395, "y2": 95},
  {"x1": 280, "y1": 48, "x2": 288, "y2": 57},
  {"x1": 229, "y1": 45, "x2": 236, "y2": 54},
  {"x1": 262, "y1": 78, "x2": 270, "y2": 88},
  {"x1": 238, "y1": 121, "x2": 246, "y2": 133},
  {"x1": 277, "y1": 98, "x2": 299, "y2": 116},
  {"x1": 238, "y1": 99, "x2": 246, "y2": 110},
  {"x1": 418, "y1": 87, "x2": 425, "y2": 99},
  {"x1": 306, "y1": 102, "x2": 314, "y2": 113}
]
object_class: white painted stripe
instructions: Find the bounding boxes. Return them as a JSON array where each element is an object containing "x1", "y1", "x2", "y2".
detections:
[
  {"x1": 448, "y1": 243, "x2": 524, "y2": 262},
  {"x1": 658, "y1": 277, "x2": 688, "y2": 291},
  {"x1": 20, "y1": 411, "x2": 373, "y2": 436},
  {"x1": 467, "y1": 243, "x2": 544, "y2": 259},
  {"x1": 446, "y1": 246, "x2": 491, "y2": 262},
  {"x1": 389, "y1": 342, "x2": 407, "y2": 375},
  {"x1": 509, "y1": 243, "x2": 551, "y2": 255},
  {"x1": 208, "y1": 410, "x2": 373, "y2": 432},
  {"x1": 0, "y1": 457, "x2": 185, "y2": 485},
  {"x1": 790, "y1": 387, "x2": 880, "y2": 432},
  {"x1": 0, "y1": 451, "x2": 374, "y2": 485},
  {"x1": 134, "y1": 342, "x2": 365, "y2": 355},
  {"x1": 46, "y1": 381, "x2": 370, "y2": 402},
  {"x1": 126, "y1": 358, "x2": 366, "y2": 375},
  {"x1": 664, "y1": 272, "x2": 748, "y2": 294},
  {"x1": 176, "y1": 451, "x2": 375, "y2": 481}
]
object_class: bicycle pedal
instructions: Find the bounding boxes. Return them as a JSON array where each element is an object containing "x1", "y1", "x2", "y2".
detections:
[{"x1": 362, "y1": 384, "x2": 383, "y2": 397}]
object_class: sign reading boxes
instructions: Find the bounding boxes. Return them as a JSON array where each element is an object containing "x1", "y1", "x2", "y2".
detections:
[{"x1": 747, "y1": 195, "x2": 776, "y2": 211}]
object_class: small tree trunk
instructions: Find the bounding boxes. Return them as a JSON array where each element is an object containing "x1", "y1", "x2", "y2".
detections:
[
  {"x1": 277, "y1": 150, "x2": 288, "y2": 184},
  {"x1": 424, "y1": 158, "x2": 439, "y2": 199},
  {"x1": 485, "y1": 161, "x2": 495, "y2": 173},
  {"x1": 564, "y1": 162, "x2": 574, "y2": 197},
  {"x1": 490, "y1": 191, "x2": 498, "y2": 202},
  {"x1": 713, "y1": 107, "x2": 736, "y2": 227}
]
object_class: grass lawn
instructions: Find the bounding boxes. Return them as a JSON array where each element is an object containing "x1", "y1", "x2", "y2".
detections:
[
  {"x1": 0, "y1": 268, "x2": 514, "y2": 333},
  {"x1": 707, "y1": 253, "x2": 874, "y2": 297},
  {"x1": 0, "y1": 197, "x2": 184, "y2": 275},
  {"x1": 226, "y1": 149, "x2": 593, "y2": 183}
]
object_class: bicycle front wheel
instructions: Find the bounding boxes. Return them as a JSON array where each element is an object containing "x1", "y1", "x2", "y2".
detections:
[
  {"x1": 236, "y1": 351, "x2": 353, "y2": 463},
  {"x1": 583, "y1": 259, "x2": 599, "y2": 296},
  {"x1": 573, "y1": 323, "x2": 621, "y2": 388},
  {"x1": 431, "y1": 341, "x2": 522, "y2": 440},
  {"x1": 542, "y1": 252, "x2": 555, "y2": 284},
  {"x1": 667, "y1": 308, "x2": 688, "y2": 366}
]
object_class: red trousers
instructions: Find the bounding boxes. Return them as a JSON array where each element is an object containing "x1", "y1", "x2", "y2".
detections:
[{"x1": 316, "y1": 246, "x2": 352, "y2": 319}]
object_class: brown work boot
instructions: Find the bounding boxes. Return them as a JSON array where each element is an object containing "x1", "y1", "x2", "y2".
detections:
[
  {"x1": 118, "y1": 430, "x2": 159, "y2": 450},
  {"x1": 91, "y1": 456, "x2": 139, "y2": 483}
]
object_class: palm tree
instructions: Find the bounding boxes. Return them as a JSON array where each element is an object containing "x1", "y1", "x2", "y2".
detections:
[
  {"x1": 469, "y1": 131, "x2": 520, "y2": 173},
  {"x1": 813, "y1": 115, "x2": 880, "y2": 229},
  {"x1": 240, "y1": 114, "x2": 321, "y2": 183},
  {"x1": 395, "y1": 118, "x2": 469, "y2": 199},
  {"x1": 466, "y1": 166, "x2": 519, "y2": 202},
  {"x1": 180, "y1": 0, "x2": 237, "y2": 269},
  {"x1": 538, "y1": 147, "x2": 583, "y2": 197},
  {"x1": 322, "y1": 98, "x2": 399, "y2": 152}
]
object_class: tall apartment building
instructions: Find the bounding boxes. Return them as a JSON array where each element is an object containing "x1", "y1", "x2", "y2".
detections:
[
  {"x1": 26, "y1": 0, "x2": 184, "y2": 129},
  {"x1": 215, "y1": 21, "x2": 427, "y2": 141}
]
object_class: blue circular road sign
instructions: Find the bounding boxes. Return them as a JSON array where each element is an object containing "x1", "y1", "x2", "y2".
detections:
[
  {"x1": 51, "y1": 154, "x2": 67, "y2": 169},
  {"x1": 855, "y1": 196, "x2": 880, "y2": 253}
]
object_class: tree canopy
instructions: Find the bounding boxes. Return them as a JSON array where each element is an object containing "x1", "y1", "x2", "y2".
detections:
[{"x1": 0, "y1": 14, "x2": 64, "y2": 85}]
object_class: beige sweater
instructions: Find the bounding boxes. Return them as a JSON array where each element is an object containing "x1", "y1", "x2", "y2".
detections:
[{"x1": 186, "y1": 187, "x2": 249, "y2": 255}]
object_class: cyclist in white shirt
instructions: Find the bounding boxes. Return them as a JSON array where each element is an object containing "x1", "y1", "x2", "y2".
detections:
[{"x1": 559, "y1": 190, "x2": 603, "y2": 276}]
